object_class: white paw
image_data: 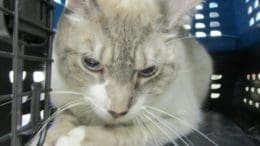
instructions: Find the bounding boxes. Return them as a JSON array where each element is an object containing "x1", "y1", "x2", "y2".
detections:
[{"x1": 55, "y1": 126, "x2": 86, "y2": 146}]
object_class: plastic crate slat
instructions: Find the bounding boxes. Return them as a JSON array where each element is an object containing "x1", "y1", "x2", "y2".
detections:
[
  {"x1": 0, "y1": 92, "x2": 30, "y2": 101},
  {"x1": 0, "y1": 37, "x2": 48, "y2": 48},
  {"x1": 0, "y1": 133, "x2": 11, "y2": 143},
  {"x1": 0, "y1": 5, "x2": 14, "y2": 15},
  {"x1": 0, "y1": 6, "x2": 54, "y2": 34},
  {"x1": 0, "y1": 50, "x2": 13, "y2": 58},
  {"x1": 19, "y1": 55, "x2": 53, "y2": 63},
  {"x1": 0, "y1": 88, "x2": 52, "y2": 103},
  {"x1": 0, "y1": 50, "x2": 53, "y2": 62},
  {"x1": 41, "y1": 0, "x2": 55, "y2": 8},
  {"x1": 0, "y1": 37, "x2": 26, "y2": 46}
]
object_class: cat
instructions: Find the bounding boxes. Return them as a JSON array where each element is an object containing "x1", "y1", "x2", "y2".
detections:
[{"x1": 40, "y1": 0, "x2": 213, "y2": 146}]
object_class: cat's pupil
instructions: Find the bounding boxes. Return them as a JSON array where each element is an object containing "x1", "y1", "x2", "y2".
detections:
[
  {"x1": 82, "y1": 56, "x2": 103, "y2": 71},
  {"x1": 86, "y1": 58, "x2": 99, "y2": 67},
  {"x1": 139, "y1": 66, "x2": 157, "y2": 77}
]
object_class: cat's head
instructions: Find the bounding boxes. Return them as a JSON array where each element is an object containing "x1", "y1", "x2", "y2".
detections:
[{"x1": 53, "y1": 0, "x2": 202, "y2": 124}]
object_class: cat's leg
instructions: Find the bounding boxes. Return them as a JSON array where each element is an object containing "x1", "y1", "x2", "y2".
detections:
[
  {"x1": 55, "y1": 115, "x2": 200, "y2": 146},
  {"x1": 53, "y1": 125, "x2": 164, "y2": 146},
  {"x1": 55, "y1": 126, "x2": 116, "y2": 146},
  {"x1": 43, "y1": 112, "x2": 79, "y2": 146},
  {"x1": 55, "y1": 117, "x2": 195, "y2": 146}
]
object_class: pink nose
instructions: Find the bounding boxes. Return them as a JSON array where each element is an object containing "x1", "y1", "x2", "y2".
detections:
[{"x1": 108, "y1": 110, "x2": 129, "y2": 118}]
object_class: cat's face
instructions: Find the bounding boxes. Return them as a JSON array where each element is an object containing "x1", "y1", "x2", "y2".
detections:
[{"x1": 54, "y1": 0, "x2": 201, "y2": 124}]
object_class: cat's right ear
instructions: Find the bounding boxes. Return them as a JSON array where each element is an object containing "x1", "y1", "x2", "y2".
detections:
[
  {"x1": 64, "y1": 0, "x2": 83, "y2": 14},
  {"x1": 64, "y1": 0, "x2": 99, "y2": 19},
  {"x1": 66, "y1": 0, "x2": 80, "y2": 9}
]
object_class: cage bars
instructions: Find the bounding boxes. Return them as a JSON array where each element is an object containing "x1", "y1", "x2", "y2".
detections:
[
  {"x1": 41, "y1": 0, "x2": 54, "y2": 144},
  {"x1": 10, "y1": 0, "x2": 22, "y2": 145},
  {"x1": 0, "y1": 0, "x2": 54, "y2": 145}
]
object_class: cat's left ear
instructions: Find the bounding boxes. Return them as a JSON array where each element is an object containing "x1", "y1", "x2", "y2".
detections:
[{"x1": 158, "y1": 0, "x2": 202, "y2": 31}]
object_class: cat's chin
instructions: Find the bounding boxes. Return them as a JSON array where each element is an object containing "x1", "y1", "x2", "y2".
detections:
[
  {"x1": 104, "y1": 118, "x2": 134, "y2": 126},
  {"x1": 97, "y1": 114, "x2": 135, "y2": 126},
  {"x1": 104, "y1": 121, "x2": 134, "y2": 128}
]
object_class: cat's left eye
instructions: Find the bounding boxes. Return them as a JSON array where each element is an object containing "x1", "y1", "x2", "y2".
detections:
[
  {"x1": 138, "y1": 66, "x2": 158, "y2": 77},
  {"x1": 82, "y1": 56, "x2": 103, "y2": 71}
]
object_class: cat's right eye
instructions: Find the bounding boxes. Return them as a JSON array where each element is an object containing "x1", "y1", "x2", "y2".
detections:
[
  {"x1": 82, "y1": 56, "x2": 103, "y2": 71},
  {"x1": 138, "y1": 66, "x2": 158, "y2": 77}
]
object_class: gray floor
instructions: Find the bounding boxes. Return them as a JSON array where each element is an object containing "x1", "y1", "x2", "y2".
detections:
[{"x1": 165, "y1": 112, "x2": 259, "y2": 146}]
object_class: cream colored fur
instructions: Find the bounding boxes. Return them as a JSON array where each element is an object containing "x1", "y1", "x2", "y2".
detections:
[{"x1": 31, "y1": 0, "x2": 213, "y2": 146}]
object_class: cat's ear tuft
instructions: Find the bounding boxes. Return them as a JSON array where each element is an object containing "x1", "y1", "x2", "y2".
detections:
[{"x1": 158, "y1": 0, "x2": 202, "y2": 31}]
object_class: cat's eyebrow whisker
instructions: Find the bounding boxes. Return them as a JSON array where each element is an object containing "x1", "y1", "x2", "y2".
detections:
[
  {"x1": 145, "y1": 106, "x2": 218, "y2": 146},
  {"x1": 142, "y1": 112, "x2": 179, "y2": 146},
  {"x1": 144, "y1": 110, "x2": 190, "y2": 146}
]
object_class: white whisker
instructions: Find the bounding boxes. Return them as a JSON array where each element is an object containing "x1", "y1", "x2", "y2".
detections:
[
  {"x1": 183, "y1": 136, "x2": 194, "y2": 146},
  {"x1": 51, "y1": 90, "x2": 107, "y2": 113},
  {"x1": 145, "y1": 106, "x2": 218, "y2": 146},
  {"x1": 86, "y1": 97, "x2": 107, "y2": 113},
  {"x1": 145, "y1": 110, "x2": 189, "y2": 146},
  {"x1": 29, "y1": 98, "x2": 89, "y2": 145},
  {"x1": 137, "y1": 114, "x2": 161, "y2": 146},
  {"x1": 51, "y1": 90, "x2": 84, "y2": 96},
  {"x1": 142, "y1": 112, "x2": 178, "y2": 146}
]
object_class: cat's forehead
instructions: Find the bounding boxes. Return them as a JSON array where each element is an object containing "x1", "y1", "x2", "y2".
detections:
[
  {"x1": 69, "y1": 19, "x2": 164, "y2": 68},
  {"x1": 93, "y1": 24, "x2": 163, "y2": 69}
]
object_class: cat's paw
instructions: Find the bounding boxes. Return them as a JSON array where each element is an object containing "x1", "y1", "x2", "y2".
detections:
[
  {"x1": 55, "y1": 126, "x2": 115, "y2": 146},
  {"x1": 55, "y1": 126, "x2": 86, "y2": 146}
]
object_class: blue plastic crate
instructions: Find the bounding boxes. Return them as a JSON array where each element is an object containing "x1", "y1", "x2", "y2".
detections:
[
  {"x1": 189, "y1": 0, "x2": 260, "y2": 51},
  {"x1": 53, "y1": 0, "x2": 260, "y2": 52},
  {"x1": 53, "y1": 0, "x2": 66, "y2": 31}
]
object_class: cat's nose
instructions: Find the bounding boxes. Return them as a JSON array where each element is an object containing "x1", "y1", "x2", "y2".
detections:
[{"x1": 108, "y1": 110, "x2": 128, "y2": 118}]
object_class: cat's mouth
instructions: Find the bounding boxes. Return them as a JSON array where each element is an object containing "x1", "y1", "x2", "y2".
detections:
[
  {"x1": 104, "y1": 121, "x2": 134, "y2": 127},
  {"x1": 95, "y1": 111, "x2": 136, "y2": 126},
  {"x1": 103, "y1": 117, "x2": 134, "y2": 126}
]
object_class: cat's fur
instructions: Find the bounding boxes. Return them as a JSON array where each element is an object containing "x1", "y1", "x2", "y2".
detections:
[{"x1": 43, "y1": 0, "x2": 212, "y2": 146}]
